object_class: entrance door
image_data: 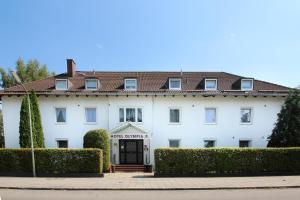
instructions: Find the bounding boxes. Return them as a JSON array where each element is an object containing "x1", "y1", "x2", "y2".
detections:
[{"x1": 119, "y1": 140, "x2": 143, "y2": 164}]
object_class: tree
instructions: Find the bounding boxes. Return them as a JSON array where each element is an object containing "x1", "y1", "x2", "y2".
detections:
[
  {"x1": 30, "y1": 91, "x2": 45, "y2": 148},
  {"x1": 19, "y1": 96, "x2": 37, "y2": 148},
  {"x1": 0, "y1": 58, "x2": 54, "y2": 88},
  {"x1": 0, "y1": 110, "x2": 5, "y2": 148},
  {"x1": 267, "y1": 89, "x2": 300, "y2": 147}
]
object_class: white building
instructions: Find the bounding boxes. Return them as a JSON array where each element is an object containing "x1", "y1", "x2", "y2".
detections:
[{"x1": 0, "y1": 59, "x2": 289, "y2": 165}]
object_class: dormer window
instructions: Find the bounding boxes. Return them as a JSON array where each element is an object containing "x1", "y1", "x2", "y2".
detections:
[
  {"x1": 125, "y1": 79, "x2": 137, "y2": 90},
  {"x1": 169, "y1": 78, "x2": 181, "y2": 90},
  {"x1": 55, "y1": 79, "x2": 68, "y2": 90},
  {"x1": 205, "y1": 79, "x2": 217, "y2": 90},
  {"x1": 241, "y1": 79, "x2": 253, "y2": 91},
  {"x1": 85, "y1": 79, "x2": 98, "y2": 90}
]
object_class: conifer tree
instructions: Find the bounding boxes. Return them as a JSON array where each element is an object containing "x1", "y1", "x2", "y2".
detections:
[
  {"x1": 268, "y1": 89, "x2": 300, "y2": 147},
  {"x1": 19, "y1": 96, "x2": 36, "y2": 148},
  {"x1": 30, "y1": 91, "x2": 45, "y2": 148}
]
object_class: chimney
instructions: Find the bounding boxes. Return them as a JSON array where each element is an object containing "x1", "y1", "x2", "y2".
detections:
[{"x1": 67, "y1": 59, "x2": 76, "y2": 77}]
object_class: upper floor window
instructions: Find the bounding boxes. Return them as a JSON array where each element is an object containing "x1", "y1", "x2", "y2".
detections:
[
  {"x1": 119, "y1": 107, "x2": 143, "y2": 123},
  {"x1": 55, "y1": 108, "x2": 66, "y2": 123},
  {"x1": 205, "y1": 108, "x2": 217, "y2": 124},
  {"x1": 125, "y1": 79, "x2": 137, "y2": 90},
  {"x1": 169, "y1": 139, "x2": 180, "y2": 148},
  {"x1": 240, "y1": 108, "x2": 252, "y2": 124},
  {"x1": 85, "y1": 108, "x2": 97, "y2": 123},
  {"x1": 241, "y1": 79, "x2": 253, "y2": 90},
  {"x1": 85, "y1": 79, "x2": 98, "y2": 90},
  {"x1": 169, "y1": 108, "x2": 181, "y2": 124},
  {"x1": 169, "y1": 78, "x2": 181, "y2": 90},
  {"x1": 55, "y1": 79, "x2": 68, "y2": 90},
  {"x1": 205, "y1": 79, "x2": 217, "y2": 90}
]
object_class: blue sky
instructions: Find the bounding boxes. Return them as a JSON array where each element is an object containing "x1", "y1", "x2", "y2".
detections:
[{"x1": 0, "y1": 0, "x2": 299, "y2": 87}]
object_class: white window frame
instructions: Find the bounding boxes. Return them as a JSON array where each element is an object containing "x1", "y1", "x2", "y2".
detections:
[
  {"x1": 240, "y1": 107, "x2": 253, "y2": 125},
  {"x1": 55, "y1": 107, "x2": 67, "y2": 124},
  {"x1": 169, "y1": 78, "x2": 182, "y2": 90},
  {"x1": 168, "y1": 139, "x2": 181, "y2": 148},
  {"x1": 85, "y1": 79, "x2": 99, "y2": 90},
  {"x1": 204, "y1": 107, "x2": 217, "y2": 124},
  {"x1": 56, "y1": 139, "x2": 69, "y2": 148},
  {"x1": 85, "y1": 107, "x2": 97, "y2": 124},
  {"x1": 125, "y1": 79, "x2": 137, "y2": 91},
  {"x1": 239, "y1": 139, "x2": 252, "y2": 148},
  {"x1": 203, "y1": 139, "x2": 217, "y2": 148},
  {"x1": 169, "y1": 107, "x2": 181, "y2": 124},
  {"x1": 205, "y1": 79, "x2": 218, "y2": 90},
  {"x1": 118, "y1": 107, "x2": 143, "y2": 123},
  {"x1": 241, "y1": 79, "x2": 254, "y2": 91},
  {"x1": 55, "y1": 79, "x2": 68, "y2": 90}
]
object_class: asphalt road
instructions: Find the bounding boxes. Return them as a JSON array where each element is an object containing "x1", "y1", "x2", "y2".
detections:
[{"x1": 0, "y1": 188, "x2": 300, "y2": 200}]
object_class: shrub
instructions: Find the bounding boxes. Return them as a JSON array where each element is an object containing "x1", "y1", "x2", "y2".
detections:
[
  {"x1": 154, "y1": 148, "x2": 300, "y2": 176},
  {"x1": 0, "y1": 148, "x2": 103, "y2": 175},
  {"x1": 84, "y1": 129, "x2": 110, "y2": 172}
]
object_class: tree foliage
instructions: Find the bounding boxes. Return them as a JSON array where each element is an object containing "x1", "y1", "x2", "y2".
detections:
[
  {"x1": 0, "y1": 110, "x2": 5, "y2": 148},
  {"x1": 268, "y1": 89, "x2": 300, "y2": 147},
  {"x1": 30, "y1": 91, "x2": 45, "y2": 148},
  {"x1": 0, "y1": 58, "x2": 54, "y2": 88}
]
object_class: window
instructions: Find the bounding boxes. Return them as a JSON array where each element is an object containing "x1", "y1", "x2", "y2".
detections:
[
  {"x1": 169, "y1": 78, "x2": 181, "y2": 90},
  {"x1": 169, "y1": 108, "x2": 180, "y2": 123},
  {"x1": 241, "y1": 79, "x2": 253, "y2": 90},
  {"x1": 55, "y1": 79, "x2": 68, "y2": 90},
  {"x1": 205, "y1": 108, "x2": 217, "y2": 124},
  {"x1": 204, "y1": 140, "x2": 216, "y2": 148},
  {"x1": 85, "y1": 79, "x2": 98, "y2": 90},
  {"x1": 57, "y1": 140, "x2": 68, "y2": 148},
  {"x1": 239, "y1": 140, "x2": 251, "y2": 148},
  {"x1": 125, "y1": 79, "x2": 137, "y2": 90},
  {"x1": 85, "y1": 108, "x2": 96, "y2": 123},
  {"x1": 55, "y1": 108, "x2": 66, "y2": 123},
  {"x1": 205, "y1": 79, "x2": 217, "y2": 90},
  {"x1": 119, "y1": 107, "x2": 143, "y2": 123},
  {"x1": 169, "y1": 139, "x2": 180, "y2": 148},
  {"x1": 240, "y1": 108, "x2": 252, "y2": 124}
]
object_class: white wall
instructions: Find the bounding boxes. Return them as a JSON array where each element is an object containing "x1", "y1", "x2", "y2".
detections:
[{"x1": 2, "y1": 95, "x2": 284, "y2": 164}]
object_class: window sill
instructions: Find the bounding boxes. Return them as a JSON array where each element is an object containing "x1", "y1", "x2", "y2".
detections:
[
  {"x1": 55, "y1": 122, "x2": 67, "y2": 125},
  {"x1": 240, "y1": 122, "x2": 253, "y2": 125},
  {"x1": 84, "y1": 122, "x2": 98, "y2": 125},
  {"x1": 168, "y1": 122, "x2": 181, "y2": 125},
  {"x1": 204, "y1": 122, "x2": 217, "y2": 125}
]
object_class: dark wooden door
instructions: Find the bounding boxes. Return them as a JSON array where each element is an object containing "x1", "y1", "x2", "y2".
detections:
[{"x1": 119, "y1": 140, "x2": 143, "y2": 164}]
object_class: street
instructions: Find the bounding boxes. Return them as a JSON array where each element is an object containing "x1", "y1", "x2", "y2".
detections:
[{"x1": 0, "y1": 189, "x2": 300, "y2": 200}]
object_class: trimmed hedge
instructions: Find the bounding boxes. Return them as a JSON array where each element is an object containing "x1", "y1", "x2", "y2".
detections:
[
  {"x1": 155, "y1": 148, "x2": 300, "y2": 176},
  {"x1": 83, "y1": 129, "x2": 110, "y2": 172},
  {"x1": 0, "y1": 148, "x2": 103, "y2": 175}
]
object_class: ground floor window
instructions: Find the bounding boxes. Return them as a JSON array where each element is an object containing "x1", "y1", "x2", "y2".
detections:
[
  {"x1": 239, "y1": 140, "x2": 251, "y2": 147},
  {"x1": 169, "y1": 139, "x2": 180, "y2": 148},
  {"x1": 204, "y1": 140, "x2": 216, "y2": 148},
  {"x1": 57, "y1": 139, "x2": 68, "y2": 148}
]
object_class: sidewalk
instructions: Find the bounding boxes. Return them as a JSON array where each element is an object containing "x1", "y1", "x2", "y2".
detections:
[{"x1": 0, "y1": 173, "x2": 300, "y2": 190}]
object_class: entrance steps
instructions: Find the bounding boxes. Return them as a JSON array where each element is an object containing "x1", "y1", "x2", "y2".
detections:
[{"x1": 114, "y1": 165, "x2": 145, "y2": 172}]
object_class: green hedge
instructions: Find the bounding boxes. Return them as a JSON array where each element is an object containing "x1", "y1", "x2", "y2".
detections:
[
  {"x1": 84, "y1": 129, "x2": 110, "y2": 172},
  {"x1": 0, "y1": 148, "x2": 103, "y2": 175},
  {"x1": 155, "y1": 148, "x2": 300, "y2": 176}
]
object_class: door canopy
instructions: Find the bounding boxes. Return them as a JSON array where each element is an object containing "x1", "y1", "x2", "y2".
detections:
[{"x1": 110, "y1": 122, "x2": 150, "y2": 140}]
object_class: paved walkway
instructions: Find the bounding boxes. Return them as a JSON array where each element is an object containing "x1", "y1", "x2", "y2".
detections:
[{"x1": 0, "y1": 173, "x2": 299, "y2": 190}]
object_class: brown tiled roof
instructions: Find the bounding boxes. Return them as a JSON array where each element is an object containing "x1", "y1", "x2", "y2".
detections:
[{"x1": 0, "y1": 71, "x2": 290, "y2": 97}]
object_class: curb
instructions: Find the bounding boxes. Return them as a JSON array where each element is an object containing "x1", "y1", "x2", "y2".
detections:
[{"x1": 0, "y1": 185, "x2": 300, "y2": 191}]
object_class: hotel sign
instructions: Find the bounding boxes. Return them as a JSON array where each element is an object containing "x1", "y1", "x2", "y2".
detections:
[{"x1": 110, "y1": 134, "x2": 150, "y2": 139}]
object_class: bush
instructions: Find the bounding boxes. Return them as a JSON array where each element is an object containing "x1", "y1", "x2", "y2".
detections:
[
  {"x1": 154, "y1": 148, "x2": 300, "y2": 176},
  {"x1": 84, "y1": 129, "x2": 110, "y2": 172},
  {"x1": 0, "y1": 148, "x2": 103, "y2": 175}
]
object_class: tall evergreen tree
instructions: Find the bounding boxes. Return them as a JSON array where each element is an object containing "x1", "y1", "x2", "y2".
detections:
[
  {"x1": 19, "y1": 96, "x2": 37, "y2": 148},
  {"x1": 267, "y1": 89, "x2": 300, "y2": 147},
  {"x1": 0, "y1": 110, "x2": 5, "y2": 148},
  {"x1": 30, "y1": 91, "x2": 45, "y2": 148}
]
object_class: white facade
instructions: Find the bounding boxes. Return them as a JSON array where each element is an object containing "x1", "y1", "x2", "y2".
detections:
[{"x1": 2, "y1": 95, "x2": 283, "y2": 165}]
